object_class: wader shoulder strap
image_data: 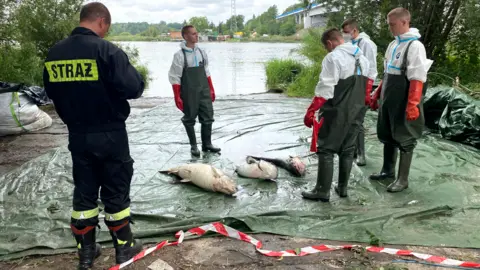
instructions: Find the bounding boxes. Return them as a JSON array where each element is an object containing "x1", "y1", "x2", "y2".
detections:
[
  {"x1": 356, "y1": 38, "x2": 363, "y2": 47},
  {"x1": 198, "y1": 48, "x2": 206, "y2": 66},
  {"x1": 400, "y1": 40, "x2": 415, "y2": 74},
  {"x1": 354, "y1": 58, "x2": 363, "y2": 76},
  {"x1": 182, "y1": 48, "x2": 206, "y2": 68},
  {"x1": 181, "y1": 49, "x2": 188, "y2": 69}
]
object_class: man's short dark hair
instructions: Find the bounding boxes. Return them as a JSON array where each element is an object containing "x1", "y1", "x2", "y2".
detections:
[
  {"x1": 181, "y1": 25, "x2": 195, "y2": 38},
  {"x1": 341, "y1": 18, "x2": 359, "y2": 30},
  {"x1": 321, "y1": 28, "x2": 343, "y2": 46},
  {"x1": 80, "y1": 2, "x2": 111, "y2": 25}
]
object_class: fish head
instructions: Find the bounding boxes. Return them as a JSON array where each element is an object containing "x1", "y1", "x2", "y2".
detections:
[
  {"x1": 235, "y1": 163, "x2": 262, "y2": 178},
  {"x1": 213, "y1": 176, "x2": 238, "y2": 196},
  {"x1": 246, "y1": 156, "x2": 257, "y2": 164},
  {"x1": 289, "y1": 157, "x2": 306, "y2": 176}
]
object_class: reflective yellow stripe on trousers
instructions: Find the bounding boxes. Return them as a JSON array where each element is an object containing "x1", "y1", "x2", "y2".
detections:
[
  {"x1": 105, "y1": 207, "x2": 130, "y2": 221},
  {"x1": 71, "y1": 207, "x2": 100, "y2": 220}
]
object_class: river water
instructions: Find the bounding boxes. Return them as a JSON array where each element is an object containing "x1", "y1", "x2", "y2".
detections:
[{"x1": 118, "y1": 41, "x2": 303, "y2": 98}]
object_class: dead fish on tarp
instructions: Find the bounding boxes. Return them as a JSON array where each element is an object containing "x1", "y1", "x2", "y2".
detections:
[
  {"x1": 246, "y1": 155, "x2": 306, "y2": 177},
  {"x1": 159, "y1": 163, "x2": 238, "y2": 196},
  {"x1": 235, "y1": 156, "x2": 278, "y2": 181}
]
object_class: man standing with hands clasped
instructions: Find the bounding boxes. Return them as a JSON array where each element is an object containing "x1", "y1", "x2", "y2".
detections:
[
  {"x1": 369, "y1": 7, "x2": 433, "y2": 193},
  {"x1": 168, "y1": 25, "x2": 220, "y2": 157},
  {"x1": 341, "y1": 18, "x2": 378, "y2": 166},
  {"x1": 302, "y1": 28, "x2": 370, "y2": 202}
]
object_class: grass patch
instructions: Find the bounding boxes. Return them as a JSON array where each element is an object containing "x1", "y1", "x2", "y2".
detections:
[
  {"x1": 264, "y1": 28, "x2": 328, "y2": 98},
  {"x1": 286, "y1": 62, "x2": 321, "y2": 97},
  {"x1": 265, "y1": 59, "x2": 304, "y2": 91}
]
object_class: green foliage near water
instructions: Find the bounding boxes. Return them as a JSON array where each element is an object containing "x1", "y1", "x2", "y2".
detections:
[
  {"x1": 0, "y1": 0, "x2": 151, "y2": 88},
  {"x1": 265, "y1": 59, "x2": 304, "y2": 91},
  {"x1": 296, "y1": 28, "x2": 328, "y2": 63},
  {"x1": 115, "y1": 43, "x2": 152, "y2": 89},
  {"x1": 286, "y1": 62, "x2": 322, "y2": 97},
  {"x1": 264, "y1": 27, "x2": 328, "y2": 97}
]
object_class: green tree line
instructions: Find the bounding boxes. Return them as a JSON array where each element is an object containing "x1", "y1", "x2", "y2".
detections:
[
  {"x1": 110, "y1": 4, "x2": 303, "y2": 38},
  {"x1": 0, "y1": 0, "x2": 150, "y2": 87}
]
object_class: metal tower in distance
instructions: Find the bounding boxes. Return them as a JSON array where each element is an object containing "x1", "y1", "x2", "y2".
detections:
[{"x1": 230, "y1": 0, "x2": 237, "y2": 34}]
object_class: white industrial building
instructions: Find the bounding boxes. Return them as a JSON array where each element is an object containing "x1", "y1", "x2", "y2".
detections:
[{"x1": 276, "y1": 2, "x2": 338, "y2": 29}]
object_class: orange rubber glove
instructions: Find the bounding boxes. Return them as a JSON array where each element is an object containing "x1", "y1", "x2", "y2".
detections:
[
  {"x1": 369, "y1": 80, "x2": 382, "y2": 111},
  {"x1": 365, "y1": 78, "x2": 374, "y2": 106},
  {"x1": 304, "y1": 96, "x2": 327, "y2": 128},
  {"x1": 207, "y1": 76, "x2": 215, "y2": 102},
  {"x1": 172, "y1": 84, "x2": 183, "y2": 111},
  {"x1": 406, "y1": 80, "x2": 423, "y2": 121}
]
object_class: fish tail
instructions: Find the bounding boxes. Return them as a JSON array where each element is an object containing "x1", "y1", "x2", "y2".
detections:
[{"x1": 158, "y1": 169, "x2": 177, "y2": 175}]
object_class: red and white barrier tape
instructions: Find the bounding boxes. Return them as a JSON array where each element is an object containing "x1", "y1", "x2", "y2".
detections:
[{"x1": 109, "y1": 222, "x2": 480, "y2": 269}]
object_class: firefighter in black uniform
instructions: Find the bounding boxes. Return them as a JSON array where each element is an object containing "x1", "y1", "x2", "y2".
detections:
[{"x1": 42, "y1": 3, "x2": 144, "y2": 269}]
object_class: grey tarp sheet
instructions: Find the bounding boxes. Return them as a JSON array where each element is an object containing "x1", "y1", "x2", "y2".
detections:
[{"x1": 1, "y1": 91, "x2": 480, "y2": 261}]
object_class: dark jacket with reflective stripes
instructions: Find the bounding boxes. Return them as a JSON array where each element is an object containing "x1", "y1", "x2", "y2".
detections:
[{"x1": 43, "y1": 27, "x2": 145, "y2": 133}]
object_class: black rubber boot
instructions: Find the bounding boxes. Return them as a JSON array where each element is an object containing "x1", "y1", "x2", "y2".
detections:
[
  {"x1": 355, "y1": 129, "x2": 366, "y2": 166},
  {"x1": 369, "y1": 144, "x2": 397, "y2": 181},
  {"x1": 201, "y1": 124, "x2": 221, "y2": 153},
  {"x1": 184, "y1": 125, "x2": 200, "y2": 157},
  {"x1": 71, "y1": 225, "x2": 101, "y2": 270},
  {"x1": 106, "y1": 220, "x2": 143, "y2": 264},
  {"x1": 301, "y1": 152, "x2": 333, "y2": 202},
  {"x1": 335, "y1": 147, "x2": 355, "y2": 198},
  {"x1": 387, "y1": 150, "x2": 413, "y2": 193}
]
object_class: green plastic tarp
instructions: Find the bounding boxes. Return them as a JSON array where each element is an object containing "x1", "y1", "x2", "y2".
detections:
[
  {"x1": 423, "y1": 86, "x2": 480, "y2": 149},
  {"x1": 1, "y1": 88, "x2": 480, "y2": 261}
]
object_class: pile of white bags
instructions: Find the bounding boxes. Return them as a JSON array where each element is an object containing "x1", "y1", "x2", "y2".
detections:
[{"x1": 0, "y1": 83, "x2": 52, "y2": 136}]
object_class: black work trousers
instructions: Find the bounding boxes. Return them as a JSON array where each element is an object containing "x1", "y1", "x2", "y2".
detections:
[{"x1": 68, "y1": 128, "x2": 134, "y2": 222}]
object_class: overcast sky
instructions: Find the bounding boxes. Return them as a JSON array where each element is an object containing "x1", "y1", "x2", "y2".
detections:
[{"x1": 85, "y1": 0, "x2": 297, "y2": 24}]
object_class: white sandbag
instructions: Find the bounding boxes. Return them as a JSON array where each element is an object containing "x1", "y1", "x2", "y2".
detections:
[{"x1": 0, "y1": 92, "x2": 52, "y2": 136}]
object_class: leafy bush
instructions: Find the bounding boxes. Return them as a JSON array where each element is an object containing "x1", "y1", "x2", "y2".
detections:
[
  {"x1": 0, "y1": 43, "x2": 43, "y2": 86},
  {"x1": 286, "y1": 62, "x2": 322, "y2": 97},
  {"x1": 265, "y1": 59, "x2": 303, "y2": 90},
  {"x1": 113, "y1": 43, "x2": 152, "y2": 89},
  {"x1": 264, "y1": 27, "x2": 327, "y2": 97},
  {"x1": 297, "y1": 27, "x2": 328, "y2": 63}
]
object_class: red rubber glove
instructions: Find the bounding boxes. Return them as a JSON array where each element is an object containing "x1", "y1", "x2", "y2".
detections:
[
  {"x1": 304, "y1": 96, "x2": 327, "y2": 128},
  {"x1": 369, "y1": 80, "x2": 382, "y2": 111},
  {"x1": 207, "y1": 76, "x2": 215, "y2": 102},
  {"x1": 172, "y1": 84, "x2": 183, "y2": 111},
  {"x1": 406, "y1": 80, "x2": 423, "y2": 121},
  {"x1": 365, "y1": 78, "x2": 374, "y2": 106},
  {"x1": 310, "y1": 117, "x2": 324, "y2": 152}
]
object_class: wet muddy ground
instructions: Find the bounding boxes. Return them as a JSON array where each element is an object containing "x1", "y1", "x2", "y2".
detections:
[{"x1": 1, "y1": 97, "x2": 479, "y2": 270}]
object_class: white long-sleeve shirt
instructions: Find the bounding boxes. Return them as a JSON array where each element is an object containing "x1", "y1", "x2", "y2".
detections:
[
  {"x1": 168, "y1": 41, "x2": 211, "y2": 85},
  {"x1": 352, "y1": 32, "x2": 378, "y2": 81},
  {"x1": 383, "y1": 28, "x2": 433, "y2": 82},
  {"x1": 315, "y1": 42, "x2": 370, "y2": 100}
]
